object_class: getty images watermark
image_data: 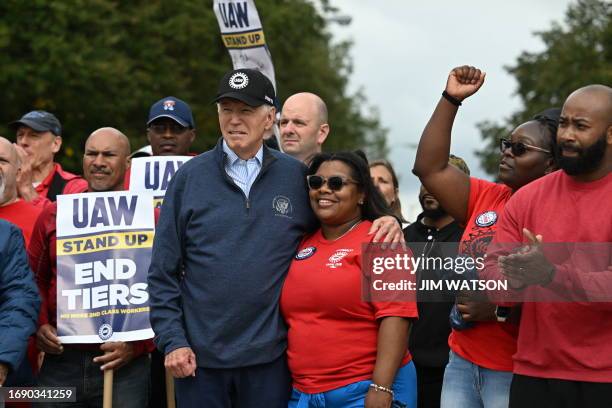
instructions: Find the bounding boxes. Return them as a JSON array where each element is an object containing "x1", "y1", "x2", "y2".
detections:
[{"x1": 361, "y1": 242, "x2": 612, "y2": 303}]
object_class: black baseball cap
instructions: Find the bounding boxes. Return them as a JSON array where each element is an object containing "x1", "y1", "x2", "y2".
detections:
[
  {"x1": 147, "y1": 96, "x2": 195, "y2": 128},
  {"x1": 214, "y1": 69, "x2": 275, "y2": 107},
  {"x1": 9, "y1": 110, "x2": 62, "y2": 136}
]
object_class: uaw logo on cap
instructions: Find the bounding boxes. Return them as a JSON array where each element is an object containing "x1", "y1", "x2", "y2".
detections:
[
  {"x1": 272, "y1": 195, "x2": 293, "y2": 218},
  {"x1": 475, "y1": 211, "x2": 498, "y2": 227},
  {"x1": 98, "y1": 323, "x2": 113, "y2": 341},
  {"x1": 229, "y1": 72, "x2": 249, "y2": 89},
  {"x1": 163, "y1": 100, "x2": 176, "y2": 111},
  {"x1": 296, "y1": 247, "x2": 316, "y2": 260}
]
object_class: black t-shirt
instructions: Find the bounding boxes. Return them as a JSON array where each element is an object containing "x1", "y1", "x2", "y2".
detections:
[{"x1": 403, "y1": 213, "x2": 464, "y2": 368}]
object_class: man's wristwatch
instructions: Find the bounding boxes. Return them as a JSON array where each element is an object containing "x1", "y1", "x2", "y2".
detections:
[{"x1": 495, "y1": 306, "x2": 511, "y2": 322}]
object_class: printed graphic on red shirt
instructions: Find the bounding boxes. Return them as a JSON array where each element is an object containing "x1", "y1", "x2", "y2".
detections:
[{"x1": 281, "y1": 221, "x2": 418, "y2": 393}]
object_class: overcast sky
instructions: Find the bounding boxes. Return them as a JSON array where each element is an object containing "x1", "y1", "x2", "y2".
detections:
[{"x1": 327, "y1": 0, "x2": 573, "y2": 221}]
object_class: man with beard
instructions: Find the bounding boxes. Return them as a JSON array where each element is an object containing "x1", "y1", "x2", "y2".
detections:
[
  {"x1": 404, "y1": 155, "x2": 469, "y2": 408},
  {"x1": 483, "y1": 84, "x2": 612, "y2": 408}
]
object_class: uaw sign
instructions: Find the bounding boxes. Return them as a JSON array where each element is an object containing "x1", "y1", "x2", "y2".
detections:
[
  {"x1": 56, "y1": 192, "x2": 155, "y2": 343},
  {"x1": 130, "y1": 156, "x2": 192, "y2": 209},
  {"x1": 213, "y1": 0, "x2": 277, "y2": 91}
]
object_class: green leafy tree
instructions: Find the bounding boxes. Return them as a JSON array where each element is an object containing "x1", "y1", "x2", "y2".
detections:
[
  {"x1": 476, "y1": 0, "x2": 611, "y2": 176},
  {"x1": 0, "y1": 0, "x2": 387, "y2": 172}
]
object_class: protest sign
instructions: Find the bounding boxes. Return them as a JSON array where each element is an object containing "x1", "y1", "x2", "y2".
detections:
[
  {"x1": 213, "y1": 0, "x2": 277, "y2": 90},
  {"x1": 56, "y1": 191, "x2": 155, "y2": 343},
  {"x1": 129, "y1": 156, "x2": 192, "y2": 208}
]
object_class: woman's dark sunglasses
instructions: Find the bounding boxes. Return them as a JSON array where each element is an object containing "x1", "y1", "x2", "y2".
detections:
[
  {"x1": 307, "y1": 175, "x2": 359, "y2": 191},
  {"x1": 500, "y1": 139, "x2": 551, "y2": 156}
]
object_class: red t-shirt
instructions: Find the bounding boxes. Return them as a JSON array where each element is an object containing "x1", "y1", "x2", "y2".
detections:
[
  {"x1": 487, "y1": 170, "x2": 612, "y2": 382},
  {"x1": 280, "y1": 221, "x2": 418, "y2": 393},
  {"x1": 448, "y1": 177, "x2": 518, "y2": 372},
  {"x1": 0, "y1": 199, "x2": 43, "y2": 247}
]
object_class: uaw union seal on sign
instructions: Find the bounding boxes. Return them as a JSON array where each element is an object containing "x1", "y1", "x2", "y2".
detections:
[
  {"x1": 272, "y1": 195, "x2": 293, "y2": 218},
  {"x1": 98, "y1": 323, "x2": 113, "y2": 341}
]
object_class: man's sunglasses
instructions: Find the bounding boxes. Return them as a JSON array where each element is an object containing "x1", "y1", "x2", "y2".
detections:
[
  {"x1": 500, "y1": 139, "x2": 551, "y2": 156},
  {"x1": 307, "y1": 175, "x2": 359, "y2": 191},
  {"x1": 148, "y1": 123, "x2": 189, "y2": 135}
]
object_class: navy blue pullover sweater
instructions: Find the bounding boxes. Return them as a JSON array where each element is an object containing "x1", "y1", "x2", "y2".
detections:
[
  {"x1": 0, "y1": 220, "x2": 40, "y2": 372},
  {"x1": 148, "y1": 139, "x2": 317, "y2": 368}
]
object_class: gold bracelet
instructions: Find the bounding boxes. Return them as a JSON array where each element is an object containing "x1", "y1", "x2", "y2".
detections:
[{"x1": 369, "y1": 383, "x2": 394, "y2": 398}]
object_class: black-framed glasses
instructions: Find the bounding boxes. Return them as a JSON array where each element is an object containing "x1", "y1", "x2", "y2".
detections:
[
  {"x1": 500, "y1": 139, "x2": 551, "y2": 156},
  {"x1": 307, "y1": 175, "x2": 359, "y2": 191},
  {"x1": 148, "y1": 123, "x2": 189, "y2": 135}
]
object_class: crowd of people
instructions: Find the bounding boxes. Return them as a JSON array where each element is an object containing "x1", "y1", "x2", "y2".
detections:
[{"x1": 0, "y1": 64, "x2": 610, "y2": 408}]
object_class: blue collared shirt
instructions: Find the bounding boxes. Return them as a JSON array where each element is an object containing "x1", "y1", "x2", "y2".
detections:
[{"x1": 223, "y1": 140, "x2": 263, "y2": 198}]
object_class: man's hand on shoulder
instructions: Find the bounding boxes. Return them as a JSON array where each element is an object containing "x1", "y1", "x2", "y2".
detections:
[{"x1": 369, "y1": 216, "x2": 405, "y2": 247}]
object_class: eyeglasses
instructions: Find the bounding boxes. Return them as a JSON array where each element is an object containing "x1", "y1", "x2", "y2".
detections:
[
  {"x1": 500, "y1": 139, "x2": 551, "y2": 156},
  {"x1": 307, "y1": 175, "x2": 359, "y2": 191},
  {"x1": 148, "y1": 123, "x2": 189, "y2": 135}
]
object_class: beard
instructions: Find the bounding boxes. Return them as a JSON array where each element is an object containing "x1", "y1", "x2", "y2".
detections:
[
  {"x1": 422, "y1": 207, "x2": 447, "y2": 220},
  {"x1": 556, "y1": 133, "x2": 607, "y2": 176},
  {"x1": 419, "y1": 196, "x2": 447, "y2": 220}
]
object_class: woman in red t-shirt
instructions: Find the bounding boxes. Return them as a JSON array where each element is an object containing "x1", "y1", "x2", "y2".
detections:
[
  {"x1": 412, "y1": 66, "x2": 560, "y2": 408},
  {"x1": 281, "y1": 151, "x2": 418, "y2": 408}
]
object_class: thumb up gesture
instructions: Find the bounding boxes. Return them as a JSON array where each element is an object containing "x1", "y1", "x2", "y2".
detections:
[{"x1": 445, "y1": 65, "x2": 486, "y2": 102}]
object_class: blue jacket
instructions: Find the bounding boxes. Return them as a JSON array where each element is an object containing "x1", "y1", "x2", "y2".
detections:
[
  {"x1": 149, "y1": 139, "x2": 317, "y2": 368},
  {"x1": 0, "y1": 219, "x2": 40, "y2": 372}
]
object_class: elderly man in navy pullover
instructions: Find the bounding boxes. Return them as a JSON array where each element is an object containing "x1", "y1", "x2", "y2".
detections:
[{"x1": 148, "y1": 69, "x2": 403, "y2": 408}]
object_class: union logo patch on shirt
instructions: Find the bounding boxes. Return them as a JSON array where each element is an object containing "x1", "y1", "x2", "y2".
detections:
[
  {"x1": 295, "y1": 246, "x2": 316, "y2": 260},
  {"x1": 326, "y1": 248, "x2": 353, "y2": 269},
  {"x1": 475, "y1": 211, "x2": 498, "y2": 227}
]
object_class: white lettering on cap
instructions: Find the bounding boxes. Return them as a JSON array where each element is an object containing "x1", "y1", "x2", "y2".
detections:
[{"x1": 229, "y1": 72, "x2": 249, "y2": 89}]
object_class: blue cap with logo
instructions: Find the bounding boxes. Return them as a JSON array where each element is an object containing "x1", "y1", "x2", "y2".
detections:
[
  {"x1": 10, "y1": 110, "x2": 62, "y2": 136},
  {"x1": 147, "y1": 96, "x2": 195, "y2": 128}
]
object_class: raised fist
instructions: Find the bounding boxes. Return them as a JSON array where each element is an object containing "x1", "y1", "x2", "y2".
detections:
[{"x1": 445, "y1": 65, "x2": 486, "y2": 102}]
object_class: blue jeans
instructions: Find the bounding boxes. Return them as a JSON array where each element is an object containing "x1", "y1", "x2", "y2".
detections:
[
  {"x1": 288, "y1": 361, "x2": 417, "y2": 408},
  {"x1": 440, "y1": 351, "x2": 512, "y2": 408},
  {"x1": 37, "y1": 348, "x2": 150, "y2": 408}
]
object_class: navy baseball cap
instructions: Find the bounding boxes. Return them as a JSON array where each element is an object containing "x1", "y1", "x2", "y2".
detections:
[
  {"x1": 10, "y1": 110, "x2": 62, "y2": 136},
  {"x1": 147, "y1": 96, "x2": 195, "y2": 128},
  {"x1": 214, "y1": 69, "x2": 275, "y2": 107}
]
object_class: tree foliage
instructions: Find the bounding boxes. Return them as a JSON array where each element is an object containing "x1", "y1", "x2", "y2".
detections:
[
  {"x1": 0, "y1": 0, "x2": 387, "y2": 171},
  {"x1": 476, "y1": 0, "x2": 611, "y2": 176}
]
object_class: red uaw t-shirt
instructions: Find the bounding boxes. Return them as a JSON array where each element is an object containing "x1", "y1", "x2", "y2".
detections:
[
  {"x1": 489, "y1": 170, "x2": 612, "y2": 382},
  {"x1": 280, "y1": 221, "x2": 418, "y2": 393},
  {"x1": 448, "y1": 177, "x2": 519, "y2": 372}
]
